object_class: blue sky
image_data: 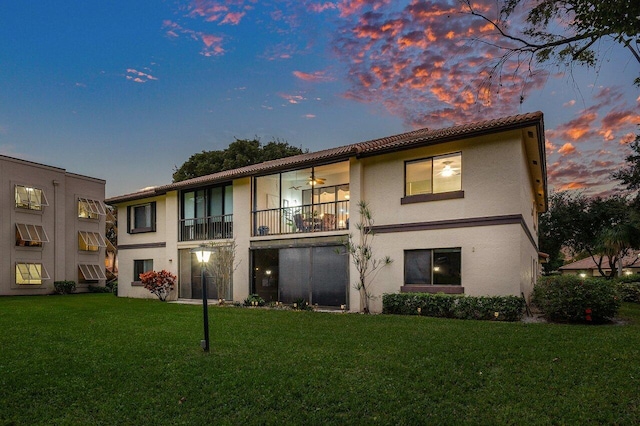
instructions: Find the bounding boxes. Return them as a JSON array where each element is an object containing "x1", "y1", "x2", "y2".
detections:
[{"x1": 1, "y1": 0, "x2": 638, "y2": 198}]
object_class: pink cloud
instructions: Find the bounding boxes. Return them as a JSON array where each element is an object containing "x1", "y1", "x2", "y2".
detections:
[
  {"x1": 308, "y1": 2, "x2": 337, "y2": 13},
  {"x1": 220, "y1": 11, "x2": 246, "y2": 25},
  {"x1": 293, "y1": 70, "x2": 334, "y2": 82},
  {"x1": 303, "y1": 114, "x2": 317, "y2": 119},
  {"x1": 162, "y1": 20, "x2": 226, "y2": 57},
  {"x1": 279, "y1": 93, "x2": 307, "y2": 104}
]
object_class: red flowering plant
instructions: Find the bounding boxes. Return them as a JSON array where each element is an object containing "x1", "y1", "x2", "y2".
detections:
[{"x1": 139, "y1": 270, "x2": 177, "y2": 302}]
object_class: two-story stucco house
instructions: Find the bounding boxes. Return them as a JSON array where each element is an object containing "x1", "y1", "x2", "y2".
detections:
[
  {"x1": 1, "y1": 155, "x2": 107, "y2": 295},
  {"x1": 106, "y1": 112, "x2": 547, "y2": 312}
]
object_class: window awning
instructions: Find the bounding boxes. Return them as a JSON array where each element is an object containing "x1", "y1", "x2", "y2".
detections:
[
  {"x1": 15, "y1": 185, "x2": 49, "y2": 207},
  {"x1": 79, "y1": 197, "x2": 106, "y2": 215},
  {"x1": 16, "y1": 223, "x2": 50, "y2": 243},
  {"x1": 79, "y1": 231, "x2": 107, "y2": 247},
  {"x1": 79, "y1": 264, "x2": 106, "y2": 280},
  {"x1": 16, "y1": 263, "x2": 51, "y2": 280}
]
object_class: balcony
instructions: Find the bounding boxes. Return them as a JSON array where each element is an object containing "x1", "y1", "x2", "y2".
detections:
[
  {"x1": 253, "y1": 200, "x2": 349, "y2": 236},
  {"x1": 179, "y1": 214, "x2": 233, "y2": 242}
]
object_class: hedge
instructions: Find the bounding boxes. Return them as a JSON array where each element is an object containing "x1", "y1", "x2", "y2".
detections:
[{"x1": 382, "y1": 293, "x2": 526, "y2": 322}]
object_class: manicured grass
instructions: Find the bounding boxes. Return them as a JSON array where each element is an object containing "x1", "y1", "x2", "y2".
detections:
[{"x1": 1, "y1": 295, "x2": 639, "y2": 425}]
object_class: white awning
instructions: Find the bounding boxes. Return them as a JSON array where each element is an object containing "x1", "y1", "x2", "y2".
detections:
[
  {"x1": 16, "y1": 223, "x2": 50, "y2": 243},
  {"x1": 79, "y1": 231, "x2": 107, "y2": 248},
  {"x1": 79, "y1": 197, "x2": 106, "y2": 215},
  {"x1": 79, "y1": 264, "x2": 107, "y2": 280}
]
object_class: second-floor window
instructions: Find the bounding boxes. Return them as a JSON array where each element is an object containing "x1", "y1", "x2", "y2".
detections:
[
  {"x1": 16, "y1": 223, "x2": 49, "y2": 247},
  {"x1": 405, "y1": 152, "x2": 462, "y2": 196},
  {"x1": 15, "y1": 185, "x2": 48, "y2": 211},
  {"x1": 78, "y1": 197, "x2": 106, "y2": 219},
  {"x1": 127, "y1": 202, "x2": 156, "y2": 234}
]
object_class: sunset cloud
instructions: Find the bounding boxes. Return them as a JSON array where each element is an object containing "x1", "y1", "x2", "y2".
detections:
[
  {"x1": 279, "y1": 93, "x2": 307, "y2": 104},
  {"x1": 293, "y1": 70, "x2": 335, "y2": 82},
  {"x1": 162, "y1": 20, "x2": 225, "y2": 56},
  {"x1": 125, "y1": 68, "x2": 158, "y2": 83},
  {"x1": 558, "y1": 143, "x2": 577, "y2": 156}
]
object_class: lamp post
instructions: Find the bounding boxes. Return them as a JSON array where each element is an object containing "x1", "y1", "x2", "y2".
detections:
[{"x1": 191, "y1": 245, "x2": 215, "y2": 352}]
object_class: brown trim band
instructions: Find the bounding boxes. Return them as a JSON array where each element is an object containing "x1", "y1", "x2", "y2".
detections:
[
  {"x1": 118, "y1": 242, "x2": 166, "y2": 250},
  {"x1": 401, "y1": 190, "x2": 464, "y2": 204},
  {"x1": 370, "y1": 214, "x2": 538, "y2": 251}
]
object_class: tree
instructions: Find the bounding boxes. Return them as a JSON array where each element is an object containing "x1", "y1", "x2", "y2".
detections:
[
  {"x1": 462, "y1": 0, "x2": 640, "y2": 86},
  {"x1": 342, "y1": 201, "x2": 392, "y2": 313},
  {"x1": 173, "y1": 138, "x2": 305, "y2": 182},
  {"x1": 139, "y1": 270, "x2": 177, "y2": 301},
  {"x1": 540, "y1": 191, "x2": 640, "y2": 277},
  {"x1": 613, "y1": 131, "x2": 640, "y2": 191},
  {"x1": 206, "y1": 240, "x2": 240, "y2": 302}
]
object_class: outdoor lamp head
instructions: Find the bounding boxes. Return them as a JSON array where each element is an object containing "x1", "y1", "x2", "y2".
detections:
[{"x1": 191, "y1": 246, "x2": 213, "y2": 263}]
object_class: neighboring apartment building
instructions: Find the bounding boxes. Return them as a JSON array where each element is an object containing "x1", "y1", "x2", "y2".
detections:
[
  {"x1": 106, "y1": 112, "x2": 547, "y2": 312},
  {"x1": 0, "y1": 155, "x2": 107, "y2": 295}
]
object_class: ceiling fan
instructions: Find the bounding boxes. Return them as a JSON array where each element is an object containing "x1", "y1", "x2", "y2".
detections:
[
  {"x1": 307, "y1": 175, "x2": 325, "y2": 186},
  {"x1": 439, "y1": 161, "x2": 460, "y2": 177}
]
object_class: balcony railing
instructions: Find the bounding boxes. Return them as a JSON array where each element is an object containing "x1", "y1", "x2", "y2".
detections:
[
  {"x1": 253, "y1": 201, "x2": 349, "y2": 236},
  {"x1": 179, "y1": 214, "x2": 233, "y2": 241}
]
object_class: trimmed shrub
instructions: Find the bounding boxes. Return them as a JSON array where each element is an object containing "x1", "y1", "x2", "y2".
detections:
[
  {"x1": 616, "y1": 282, "x2": 640, "y2": 303},
  {"x1": 107, "y1": 281, "x2": 118, "y2": 296},
  {"x1": 139, "y1": 270, "x2": 176, "y2": 301},
  {"x1": 53, "y1": 281, "x2": 76, "y2": 295},
  {"x1": 532, "y1": 275, "x2": 620, "y2": 323},
  {"x1": 382, "y1": 293, "x2": 525, "y2": 321},
  {"x1": 243, "y1": 294, "x2": 265, "y2": 307},
  {"x1": 88, "y1": 285, "x2": 112, "y2": 293}
]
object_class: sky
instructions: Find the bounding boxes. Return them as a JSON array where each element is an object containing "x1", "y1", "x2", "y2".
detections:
[{"x1": 0, "y1": 0, "x2": 638, "y2": 198}]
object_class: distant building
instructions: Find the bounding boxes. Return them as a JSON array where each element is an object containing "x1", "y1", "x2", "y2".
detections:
[
  {"x1": 106, "y1": 112, "x2": 547, "y2": 312},
  {"x1": 559, "y1": 252, "x2": 640, "y2": 277},
  {"x1": 1, "y1": 155, "x2": 106, "y2": 295}
]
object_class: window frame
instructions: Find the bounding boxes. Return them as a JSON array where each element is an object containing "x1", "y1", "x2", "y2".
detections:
[
  {"x1": 15, "y1": 184, "x2": 49, "y2": 211},
  {"x1": 78, "y1": 231, "x2": 107, "y2": 251},
  {"x1": 16, "y1": 262, "x2": 50, "y2": 285},
  {"x1": 78, "y1": 197, "x2": 106, "y2": 219},
  {"x1": 403, "y1": 248, "x2": 462, "y2": 287},
  {"x1": 78, "y1": 264, "x2": 106, "y2": 282},
  {"x1": 127, "y1": 202, "x2": 156, "y2": 234},
  {"x1": 15, "y1": 223, "x2": 49, "y2": 247},
  {"x1": 133, "y1": 259, "x2": 154, "y2": 284},
  {"x1": 402, "y1": 152, "x2": 463, "y2": 204}
]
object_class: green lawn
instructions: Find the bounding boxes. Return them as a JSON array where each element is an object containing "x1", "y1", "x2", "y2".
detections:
[{"x1": 1, "y1": 295, "x2": 639, "y2": 425}]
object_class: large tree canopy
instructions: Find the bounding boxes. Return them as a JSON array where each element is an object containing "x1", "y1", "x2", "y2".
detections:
[
  {"x1": 463, "y1": 0, "x2": 640, "y2": 85},
  {"x1": 173, "y1": 139, "x2": 305, "y2": 182}
]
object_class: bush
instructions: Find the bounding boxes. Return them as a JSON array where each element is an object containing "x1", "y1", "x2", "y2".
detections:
[
  {"x1": 292, "y1": 298, "x2": 313, "y2": 311},
  {"x1": 532, "y1": 275, "x2": 621, "y2": 323},
  {"x1": 243, "y1": 294, "x2": 265, "y2": 307},
  {"x1": 382, "y1": 293, "x2": 525, "y2": 321},
  {"x1": 53, "y1": 281, "x2": 76, "y2": 295},
  {"x1": 616, "y1": 282, "x2": 640, "y2": 303},
  {"x1": 139, "y1": 270, "x2": 176, "y2": 301},
  {"x1": 107, "y1": 281, "x2": 118, "y2": 296},
  {"x1": 88, "y1": 285, "x2": 112, "y2": 293}
]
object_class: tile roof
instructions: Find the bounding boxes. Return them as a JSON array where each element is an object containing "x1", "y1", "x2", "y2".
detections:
[
  {"x1": 559, "y1": 252, "x2": 640, "y2": 270},
  {"x1": 106, "y1": 111, "x2": 544, "y2": 204}
]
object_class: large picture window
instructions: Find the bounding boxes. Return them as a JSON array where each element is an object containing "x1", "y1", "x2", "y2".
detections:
[
  {"x1": 127, "y1": 202, "x2": 156, "y2": 234},
  {"x1": 15, "y1": 185, "x2": 48, "y2": 211},
  {"x1": 405, "y1": 248, "x2": 461, "y2": 285},
  {"x1": 405, "y1": 153, "x2": 462, "y2": 196}
]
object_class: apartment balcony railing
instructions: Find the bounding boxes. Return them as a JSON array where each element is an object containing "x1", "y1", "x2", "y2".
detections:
[
  {"x1": 179, "y1": 214, "x2": 233, "y2": 242},
  {"x1": 253, "y1": 200, "x2": 349, "y2": 237}
]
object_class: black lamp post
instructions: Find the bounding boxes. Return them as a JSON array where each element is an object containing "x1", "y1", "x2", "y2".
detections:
[{"x1": 191, "y1": 245, "x2": 215, "y2": 352}]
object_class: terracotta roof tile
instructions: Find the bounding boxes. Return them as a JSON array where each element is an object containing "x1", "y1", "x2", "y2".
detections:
[{"x1": 106, "y1": 111, "x2": 544, "y2": 204}]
